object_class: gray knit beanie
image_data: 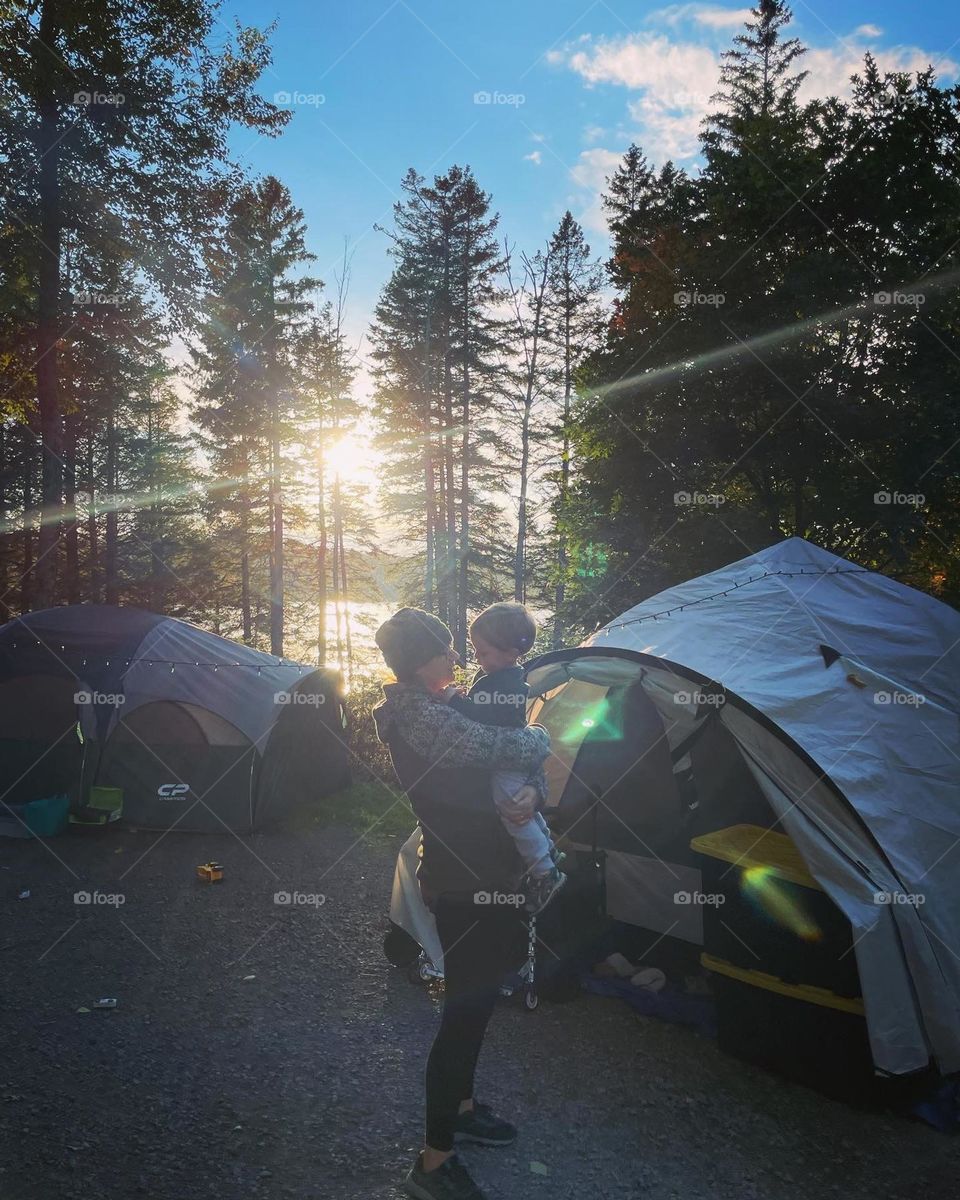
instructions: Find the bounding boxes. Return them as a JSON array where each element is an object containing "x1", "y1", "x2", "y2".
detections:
[{"x1": 375, "y1": 608, "x2": 453, "y2": 681}]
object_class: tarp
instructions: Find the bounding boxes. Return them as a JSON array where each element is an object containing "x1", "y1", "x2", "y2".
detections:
[{"x1": 526, "y1": 538, "x2": 960, "y2": 1075}]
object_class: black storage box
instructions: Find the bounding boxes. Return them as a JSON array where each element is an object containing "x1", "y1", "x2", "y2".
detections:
[
  {"x1": 703, "y1": 952, "x2": 875, "y2": 1100},
  {"x1": 692, "y1": 823, "x2": 860, "y2": 997}
]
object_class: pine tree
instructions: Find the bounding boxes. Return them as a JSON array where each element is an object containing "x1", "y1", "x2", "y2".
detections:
[
  {"x1": 189, "y1": 177, "x2": 319, "y2": 651},
  {"x1": 370, "y1": 165, "x2": 505, "y2": 651},
  {"x1": 544, "y1": 213, "x2": 604, "y2": 645},
  {"x1": 0, "y1": 1, "x2": 288, "y2": 606}
]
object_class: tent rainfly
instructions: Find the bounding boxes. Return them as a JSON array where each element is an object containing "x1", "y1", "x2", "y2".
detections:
[
  {"x1": 0, "y1": 605, "x2": 350, "y2": 833},
  {"x1": 526, "y1": 538, "x2": 960, "y2": 1078}
]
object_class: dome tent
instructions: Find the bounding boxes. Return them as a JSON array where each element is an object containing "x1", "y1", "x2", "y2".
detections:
[
  {"x1": 526, "y1": 538, "x2": 960, "y2": 1078},
  {"x1": 0, "y1": 605, "x2": 349, "y2": 833}
]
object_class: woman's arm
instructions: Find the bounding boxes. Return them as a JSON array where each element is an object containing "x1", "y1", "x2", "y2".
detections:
[{"x1": 393, "y1": 688, "x2": 549, "y2": 772}]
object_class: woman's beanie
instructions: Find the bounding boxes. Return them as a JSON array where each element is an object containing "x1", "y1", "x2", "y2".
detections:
[{"x1": 375, "y1": 607, "x2": 453, "y2": 680}]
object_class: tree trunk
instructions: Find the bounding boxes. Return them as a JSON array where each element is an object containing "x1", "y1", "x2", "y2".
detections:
[
  {"x1": 442, "y1": 372, "x2": 457, "y2": 638},
  {"x1": 85, "y1": 430, "x2": 99, "y2": 603},
  {"x1": 20, "y1": 450, "x2": 34, "y2": 614},
  {"x1": 553, "y1": 279, "x2": 573, "y2": 649},
  {"x1": 457, "y1": 219, "x2": 472, "y2": 659},
  {"x1": 147, "y1": 400, "x2": 164, "y2": 613},
  {"x1": 515, "y1": 407, "x2": 530, "y2": 603},
  {"x1": 267, "y1": 288, "x2": 284, "y2": 655},
  {"x1": 63, "y1": 412, "x2": 80, "y2": 603},
  {"x1": 792, "y1": 406, "x2": 805, "y2": 538},
  {"x1": 0, "y1": 424, "x2": 9, "y2": 621},
  {"x1": 512, "y1": 251, "x2": 548, "y2": 606},
  {"x1": 240, "y1": 442, "x2": 252, "y2": 642},
  {"x1": 458, "y1": 386, "x2": 469, "y2": 654},
  {"x1": 317, "y1": 411, "x2": 327, "y2": 664},
  {"x1": 33, "y1": 0, "x2": 64, "y2": 607},
  {"x1": 104, "y1": 396, "x2": 119, "y2": 605},
  {"x1": 423, "y1": 415, "x2": 436, "y2": 612},
  {"x1": 338, "y1": 520, "x2": 352, "y2": 687}
]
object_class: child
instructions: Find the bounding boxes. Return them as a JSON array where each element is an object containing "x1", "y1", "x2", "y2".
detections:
[{"x1": 446, "y1": 602, "x2": 566, "y2": 914}]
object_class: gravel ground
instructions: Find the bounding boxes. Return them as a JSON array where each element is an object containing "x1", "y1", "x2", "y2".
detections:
[{"x1": 0, "y1": 819, "x2": 957, "y2": 1200}]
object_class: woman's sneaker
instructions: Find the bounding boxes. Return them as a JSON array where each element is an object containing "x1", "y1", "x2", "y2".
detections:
[
  {"x1": 454, "y1": 1101, "x2": 517, "y2": 1146},
  {"x1": 403, "y1": 1152, "x2": 488, "y2": 1200},
  {"x1": 525, "y1": 867, "x2": 566, "y2": 914}
]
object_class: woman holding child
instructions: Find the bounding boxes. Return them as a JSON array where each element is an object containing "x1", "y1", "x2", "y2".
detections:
[{"x1": 374, "y1": 603, "x2": 563, "y2": 1200}]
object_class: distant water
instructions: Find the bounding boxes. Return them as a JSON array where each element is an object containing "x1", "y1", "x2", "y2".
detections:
[{"x1": 285, "y1": 600, "x2": 395, "y2": 685}]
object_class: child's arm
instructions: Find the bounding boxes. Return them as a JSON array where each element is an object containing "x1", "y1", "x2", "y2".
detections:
[{"x1": 445, "y1": 688, "x2": 505, "y2": 726}]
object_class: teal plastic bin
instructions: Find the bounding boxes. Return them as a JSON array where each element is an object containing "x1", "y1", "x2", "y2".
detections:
[{"x1": 0, "y1": 793, "x2": 70, "y2": 838}]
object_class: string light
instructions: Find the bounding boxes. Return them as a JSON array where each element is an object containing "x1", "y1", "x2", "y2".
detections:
[
  {"x1": 0, "y1": 648, "x2": 310, "y2": 670},
  {"x1": 603, "y1": 567, "x2": 871, "y2": 632}
]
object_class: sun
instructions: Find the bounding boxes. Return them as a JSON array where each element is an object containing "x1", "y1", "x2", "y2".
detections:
[{"x1": 324, "y1": 430, "x2": 378, "y2": 487}]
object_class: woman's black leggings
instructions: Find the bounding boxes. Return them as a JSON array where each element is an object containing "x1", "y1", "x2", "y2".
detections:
[{"x1": 425, "y1": 893, "x2": 524, "y2": 1151}]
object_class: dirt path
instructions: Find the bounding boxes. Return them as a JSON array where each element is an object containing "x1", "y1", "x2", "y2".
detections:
[{"x1": 0, "y1": 821, "x2": 957, "y2": 1200}]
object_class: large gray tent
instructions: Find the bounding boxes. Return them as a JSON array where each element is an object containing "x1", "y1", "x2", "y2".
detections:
[
  {"x1": 526, "y1": 539, "x2": 960, "y2": 1078},
  {"x1": 0, "y1": 606, "x2": 350, "y2": 832}
]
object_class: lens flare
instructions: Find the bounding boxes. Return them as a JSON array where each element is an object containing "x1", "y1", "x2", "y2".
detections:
[
  {"x1": 741, "y1": 865, "x2": 822, "y2": 943},
  {"x1": 561, "y1": 698, "x2": 622, "y2": 743}
]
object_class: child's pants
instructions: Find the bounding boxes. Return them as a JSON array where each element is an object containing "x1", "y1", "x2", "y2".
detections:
[{"x1": 493, "y1": 769, "x2": 555, "y2": 878}]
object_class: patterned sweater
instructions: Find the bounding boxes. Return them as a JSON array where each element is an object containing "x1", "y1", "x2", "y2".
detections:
[{"x1": 373, "y1": 682, "x2": 550, "y2": 896}]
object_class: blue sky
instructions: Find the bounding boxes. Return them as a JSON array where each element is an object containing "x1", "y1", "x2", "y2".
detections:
[{"x1": 220, "y1": 1, "x2": 960, "y2": 384}]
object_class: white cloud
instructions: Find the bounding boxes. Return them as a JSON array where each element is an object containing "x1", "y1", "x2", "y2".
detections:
[
  {"x1": 524, "y1": 150, "x2": 543, "y2": 165},
  {"x1": 626, "y1": 95, "x2": 708, "y2": 160},
  {"x1": 570, "y1": 147, "x2": 624, "y2": 233},
  {"x1": 854, "y1": 24, "x2": 883, "y2": 39},
  {"x1": 556, "y1": 33, "x2": 720, "y2": 161},
  {"x1": 650, "y1": 4, "x2": 753, "y2": 29},
  {"x1": 799, "y1": 43, "x2": 958, "y2": 103},
  {"x1": 555, "y1": 27, "x2": 959, "y2": 236},
  {"x1": 564, "y1": 33, "x2": 718, "y2": 94},
  {"x1": 555, "y1": 31, "x2": 958, "y2": 166}
]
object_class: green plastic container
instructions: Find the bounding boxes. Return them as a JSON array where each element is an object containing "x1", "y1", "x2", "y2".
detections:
[{"x1": 70, "y1": 786, "x2": 123, "y2": 826}]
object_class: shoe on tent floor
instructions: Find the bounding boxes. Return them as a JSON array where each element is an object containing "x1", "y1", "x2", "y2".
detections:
[
  {"x1": 0, "y1": 605, "x2": 350, "y2": 834},
  {"x1": 525, "y1": 537, "x2": 960, "y2": 1083}
]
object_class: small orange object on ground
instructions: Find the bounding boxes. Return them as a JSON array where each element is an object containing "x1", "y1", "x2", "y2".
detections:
[{"x1": 196, "y1": 862, "x2": 224, "y2": 883}]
